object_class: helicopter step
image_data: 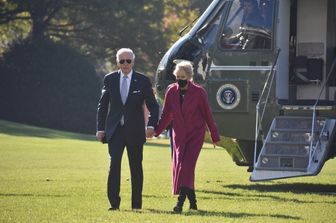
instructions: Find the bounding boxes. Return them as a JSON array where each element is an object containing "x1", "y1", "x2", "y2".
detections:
[{"x1": 250, "y1": 116, "x2": 336, "y2": 181}]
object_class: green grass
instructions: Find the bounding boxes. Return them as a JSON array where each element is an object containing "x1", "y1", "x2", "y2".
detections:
[{"x1": 0, "y1": 120, "x2": 335, "y2": 223}]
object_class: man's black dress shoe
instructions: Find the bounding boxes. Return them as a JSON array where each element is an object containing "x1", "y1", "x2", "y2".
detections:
[{"x1": 108, "y1": 207, "x2": 119, "y2": 211}]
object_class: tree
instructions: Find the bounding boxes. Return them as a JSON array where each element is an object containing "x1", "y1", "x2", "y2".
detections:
[
  {"x1": 161, "y1": 0, "x2": 213, "y2": 48},
  {"x1": 0, "y1": 0, "x2": 166, "y2": 73},
  {"x1": 190, "y1": 0, "x2": 213, "y2": 12},
  {"x1": 0, "y1": 38, "x2": 103, "y2": 133}
]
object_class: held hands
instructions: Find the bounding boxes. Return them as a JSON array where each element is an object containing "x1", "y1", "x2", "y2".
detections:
[
  {"x1": 146, "y1": 128, "x2": 156, "y2": 138},
  {"x1": 96, "y1": 131, "x2": 105, "y2": 143}
]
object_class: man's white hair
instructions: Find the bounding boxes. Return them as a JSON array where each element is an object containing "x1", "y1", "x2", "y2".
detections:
[{"x1": 116, "y1": 48, "x2": 136, "y2": 61}]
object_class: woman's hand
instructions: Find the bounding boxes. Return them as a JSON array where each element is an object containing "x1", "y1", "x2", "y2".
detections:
[
  {"x1": 146, "y1": 128, "x2": 155, "y2": 138},
  {"x1": 213, "y1": 141, "x2": 220, "y2": 148}
]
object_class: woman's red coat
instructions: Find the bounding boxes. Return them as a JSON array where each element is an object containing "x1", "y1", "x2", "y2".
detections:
[{"x1": 155, "y1": 82, "x2": 220, "y2": 195}]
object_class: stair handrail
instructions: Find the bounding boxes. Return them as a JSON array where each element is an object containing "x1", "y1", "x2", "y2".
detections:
[
  {"x1": 254, "y1": 48, "x2": 281, "y2": 166},
  {"x1": 309, "y1": 56, "x2": 336, "y2": 168},
  {"x1": 310, "y1": 122, "x2": 327, "y2": 167}
]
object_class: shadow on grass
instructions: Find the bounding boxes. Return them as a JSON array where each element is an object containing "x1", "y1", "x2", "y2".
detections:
[
  {"x1": 198, "y1": 189, "x2": 330, "y2": 204},
  {"x1": 0, "y1": 120, "x2": 95, "y2": 141},
  {"x1": 223, "y1": 183, "x2": 336, "y2": 195},
  {"x1": 0, "y1": 193, "x2": 69, "y2": 198},
  {"x1": 145, "y1": 208, "x2": 301, "y2": 220},
  {"x1": 143, "y1": 194, "x2": 171, "y2": 199}
]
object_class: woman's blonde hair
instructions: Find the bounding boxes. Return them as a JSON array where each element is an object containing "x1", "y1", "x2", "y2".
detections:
[{"x1": 173, "y1": 60, "x2": 194, "y2": 79}]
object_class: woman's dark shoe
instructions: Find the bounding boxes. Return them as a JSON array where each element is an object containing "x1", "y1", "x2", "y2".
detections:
[
  {"x1": 173, "y1": 187, "x2": 188, "y2": 213},
  {"x1": 173, "y1": 205, "x2": 183, "y2": 213},
  {"x1": 187, "y1": 189, "x2": 197, "y2": 210},
  {"x1": 189, "y1": 203, "x2": 198, "y2": 210}
]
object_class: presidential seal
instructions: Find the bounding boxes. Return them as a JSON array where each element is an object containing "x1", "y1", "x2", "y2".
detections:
[{"x1": 216, "y1": 84, "x2": 241, "y2": 109}]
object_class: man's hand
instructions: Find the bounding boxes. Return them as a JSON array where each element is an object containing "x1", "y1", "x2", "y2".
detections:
[
  {"x1": 146, "y1": 128, "x2": 155, "y2": 138},
  {"x1": 96, "y1": 131, "x2": 105, "y2": 142}
]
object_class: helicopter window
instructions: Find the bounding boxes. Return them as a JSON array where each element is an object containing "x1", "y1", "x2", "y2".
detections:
[
  {"x1": 220, "y1": 0, "x2": 274, "y2": 50},
  {"x1": 196, "y1": 1, "x2": 228, "y2": 48}
]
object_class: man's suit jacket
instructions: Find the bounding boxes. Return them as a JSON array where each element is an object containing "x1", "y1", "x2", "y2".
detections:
[{"x1": 97, "y1": 70, "x2": 159, "y2": 145}]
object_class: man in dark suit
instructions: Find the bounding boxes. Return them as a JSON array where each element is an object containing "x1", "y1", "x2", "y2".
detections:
[{"x1": 96, "y1": 48, "x2": 159, "y2": 210}]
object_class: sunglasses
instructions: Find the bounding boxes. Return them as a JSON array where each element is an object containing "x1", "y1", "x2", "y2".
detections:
[{"x1": 119, "y1": 59, "x2": 132, "y2": 64}]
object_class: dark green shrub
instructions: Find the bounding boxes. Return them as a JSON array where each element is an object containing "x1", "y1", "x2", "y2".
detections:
[{"x1": 0, "y1": 39, "x2": 101, "y2": 134}]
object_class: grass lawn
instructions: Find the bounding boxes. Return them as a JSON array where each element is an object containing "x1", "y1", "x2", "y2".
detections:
[{"x1": 0, "y1": 120, "x2": 335, "y2": 223}]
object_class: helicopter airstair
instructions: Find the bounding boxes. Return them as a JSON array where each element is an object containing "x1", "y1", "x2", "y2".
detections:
[
  {"x1": 250, "y1": 115, "x2": 336, "y2": 181},
  {"x1": 250, "y1": 52, "x2": 336, "y2": 181}
]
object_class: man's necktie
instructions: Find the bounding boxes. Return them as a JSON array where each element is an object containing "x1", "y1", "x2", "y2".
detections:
[
  {"x1": 120, "y1": 75, "x2": 128, "y2": 126},
  {"x1": 121, "y1": 75, "x2": 128, "y2": 104}
]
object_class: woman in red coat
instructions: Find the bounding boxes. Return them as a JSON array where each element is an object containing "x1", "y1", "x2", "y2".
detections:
[{"x1": 154, "y1": 61, "x2": 220, "y2": 213}]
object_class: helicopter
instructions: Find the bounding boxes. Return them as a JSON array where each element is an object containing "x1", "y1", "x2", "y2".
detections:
[{"x1": 155, "y1": 0, "x2": 336, "y2": 181}]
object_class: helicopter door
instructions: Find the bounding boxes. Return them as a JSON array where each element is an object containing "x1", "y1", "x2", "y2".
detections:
[{"x1": 290, "y1": 0, "x2": 329, "y2": 102}]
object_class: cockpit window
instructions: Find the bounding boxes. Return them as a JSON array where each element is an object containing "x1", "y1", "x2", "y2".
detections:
[
  {"x1": 220, "y1": 0, "x2": 274, "y2": 50},
  {"x1": 196, "y1": 1, "x2": 228, "y2": 48}
]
